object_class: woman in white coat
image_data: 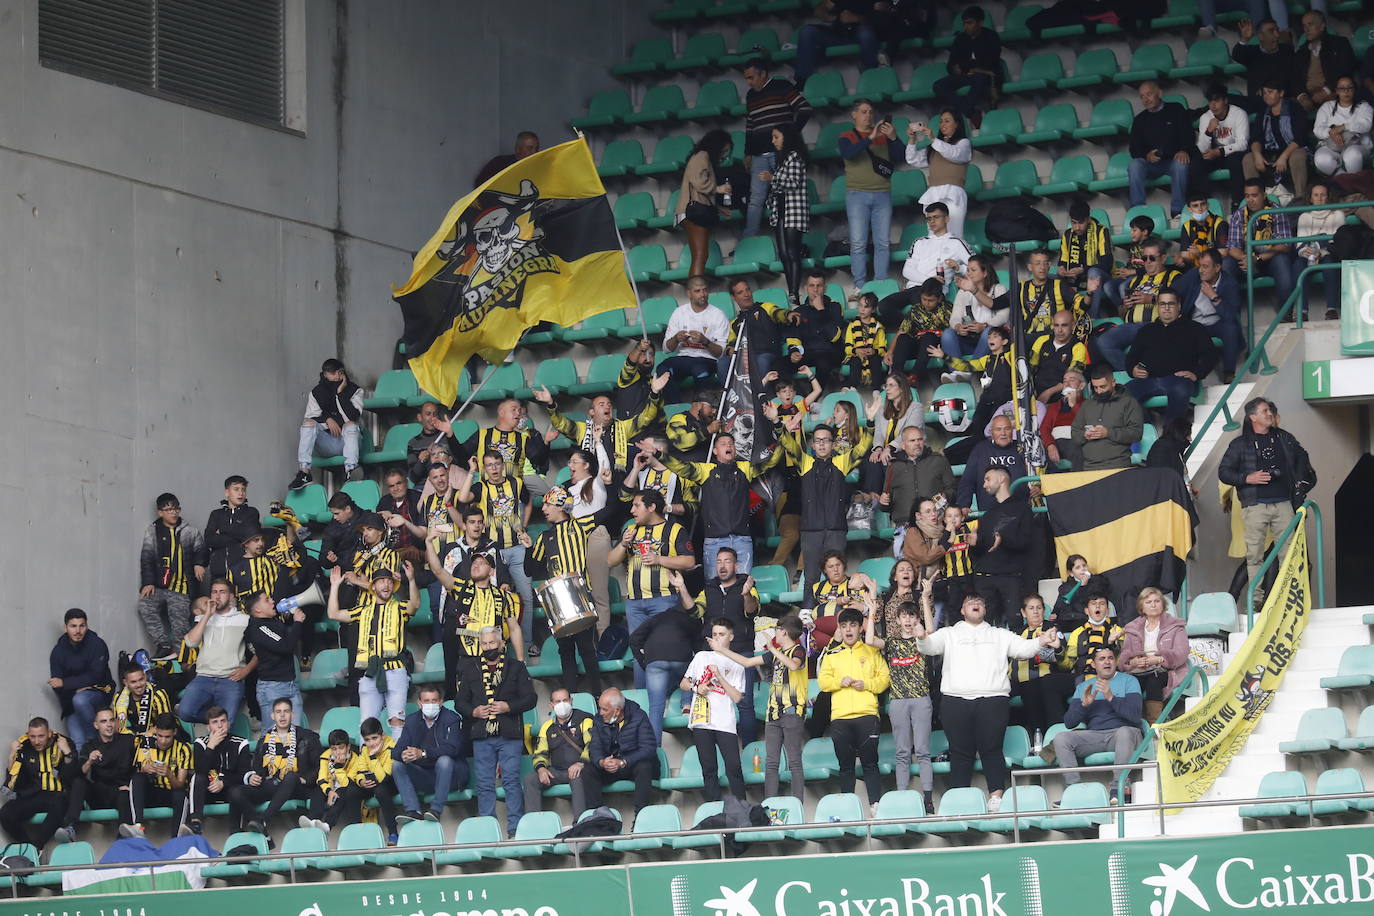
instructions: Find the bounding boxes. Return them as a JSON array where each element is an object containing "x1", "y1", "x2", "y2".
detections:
[{"x1": 1312, "y1": 79, "x2": 1372, "y2": 176}]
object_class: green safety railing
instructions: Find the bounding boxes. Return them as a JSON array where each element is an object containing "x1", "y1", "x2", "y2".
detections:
[
  {"x1": 1244, "y1": 499, "x2": 1324, "y2": 629},
  {"x1": 1113, "y1": 661, "x2": 1208, "y2": 836}
]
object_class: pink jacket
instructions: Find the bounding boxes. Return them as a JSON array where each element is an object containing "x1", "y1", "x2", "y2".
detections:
[{"x1": 1121, "y1": 612, "x2": 1191, "y2": 695}]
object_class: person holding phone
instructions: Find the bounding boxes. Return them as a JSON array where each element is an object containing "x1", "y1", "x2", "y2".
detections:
[{"x1": 1069, "y1": 364, "x2": 1144, "y2": 471}]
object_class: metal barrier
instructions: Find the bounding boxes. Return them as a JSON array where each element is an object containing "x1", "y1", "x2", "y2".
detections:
[{"x1": 1244, "y1": 500, "x2": 1325, "y2": 629}]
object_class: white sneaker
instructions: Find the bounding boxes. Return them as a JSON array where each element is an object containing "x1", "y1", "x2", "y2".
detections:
[
  {"x1": 1197, "y1": 25, "x2": 1215, "y2": 38},
  {"x1": 987, "y1": 794, "x2": 1002, "y2": 813},
  {"x1": 298, "y1": 815, "x2": 313, "y2": 830},
  {"x1": 118, "y1": 823, "x2": 145, "y2": 838},
  {"x1": 312, "y1": 818, "x2": 330, "y2": 833},
  {"x1": 877, "y1": 50, "x2": 891, "y2": 67},
  {"x1": 940, "y1": 372, "x2": 957, "y2": 385}
]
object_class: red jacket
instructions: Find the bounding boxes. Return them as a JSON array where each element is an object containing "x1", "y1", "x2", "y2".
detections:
[{"x1": 1039, "y1": 397, "x2": 1083, "y2": 452}]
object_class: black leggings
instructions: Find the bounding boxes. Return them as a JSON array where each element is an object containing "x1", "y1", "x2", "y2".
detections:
[
  {"x1": 942, "y1": 695, "x2": 1011, "y2": 793},
  {"x1": 878, "y1": 288, "x2": 920, "y2": 326},
  {"x1": 694, "y1": 728, "x2": 746, "y2": 802},
  {"x1": 776, "y1": 225, "x2": 804, "y2": 304},
  {"x1": 829, "y1": 714, "x2": 883, "y2": 804},
  {"x1": 889, "y1": 331, "x2": 942, "y2": 380}
]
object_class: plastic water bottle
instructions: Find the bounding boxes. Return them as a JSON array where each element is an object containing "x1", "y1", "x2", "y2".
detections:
[
  {"x1": 752, "y1": 752, "x2": 762, "y2": 774},
  {"x1": 1032, "y1": 729, "x2": 1043, "y2": 756}
]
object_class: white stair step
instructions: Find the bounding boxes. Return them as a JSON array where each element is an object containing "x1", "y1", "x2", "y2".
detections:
[{"x1": 1307, "y1": 606, "x2": 1374, "y2": 627}]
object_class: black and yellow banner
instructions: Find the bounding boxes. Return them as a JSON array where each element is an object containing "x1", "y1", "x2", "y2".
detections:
[
  {"x1": 392, "y1": 138, "x2": 635, "y2": 406},
  {"x1": 1157, "y1": 507, "x2": 1311, "y2": 806},
  {"x1": 1039, "y1": 468, "x2": 1196, "y2": 613}
]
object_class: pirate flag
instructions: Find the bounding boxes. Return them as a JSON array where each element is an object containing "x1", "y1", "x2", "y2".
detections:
[{"x1": 392, "y1": 138, "x2": 636, "y2": 406}]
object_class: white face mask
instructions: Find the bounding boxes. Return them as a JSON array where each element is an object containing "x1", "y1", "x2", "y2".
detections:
[
  {"x1": 420, "y1": 703, "x2": 442, "y2": 719},
  {"x1": 553, "y1": 701, "x2": 573, "y2": 719}
]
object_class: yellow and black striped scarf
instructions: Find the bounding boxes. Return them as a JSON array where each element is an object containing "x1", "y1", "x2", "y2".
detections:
[{"x1": 6, "y1": 735, "x2": 67, "y2": 793}]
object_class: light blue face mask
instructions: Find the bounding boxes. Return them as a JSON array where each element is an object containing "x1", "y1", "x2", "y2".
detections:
[{"x1": 1190, "y1": 211, "x2": 1209, "y2": 222}]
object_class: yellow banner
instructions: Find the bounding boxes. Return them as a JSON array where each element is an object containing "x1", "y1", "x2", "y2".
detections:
[{"x1": 1156, "y1": 507, "x2": 1311, "y2": 807}]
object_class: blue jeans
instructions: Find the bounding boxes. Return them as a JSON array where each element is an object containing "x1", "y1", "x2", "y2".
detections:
[
  {"x1": 794, "y1": 22, "x2": 879, "y2": 87},
  {"x1": 645, "y1": 659, "x2": 690, "y2": 744},
  {"x1": 658, "y1": 355, "x2": 719, "y2": 393},
  {"x1": 744, "y1": 151, "x2": 776, "y2": 238},
  {"x1": 626, "y1": 595, "x2": 682, "y2": 688},
  {"x1": 256, "y1": 680, "x2": 302, "y2": 726},
  {"x1": 393, "y1": 755, "x2": 468, "y2": 816},
  {"x1": 940, "y1": 326, "x2": 991, "y2": 359},
  {"x1": 66, "y1": 689, "x2": 105, "y2": 751},
  {"x1": 1222, "y1": 256, "x2": 1296, "y2": 317},
  {"x1": 1097, "y1": 321, "x2": 1147, "y2": 370},
  {"x1": 1086, "y1": 266, "x2": 1111, "y2": 318},
  {"x1": 359, "y1": 667, "x2": 410, "y2": 736},
  {"x1": 473, "y1": 737, "x2": 525, "y2": 835},
  {"x1": 846, "y1": 190, "x2": 892, "y2": 288},
  {"x1": 500, "y1": 544, "x2": 535, "y2": 649},
  {"x1": 718, "y1": 349, "x2": 776, "y2": 387},
  {"x1": 297, "y1": 421, "x2": 360, "y2": 471},
  {"x1": 1128, "y1": 157, "x2": 1191, "y2": 216},
  {"x1": 703, "y1": 535, "x2": 754, "y2": 575},
  {"x1": 932, "y1": 73, "x2": 994, "y2": 120},
  {"x1": 179, "y1": 675, "x2": 246, "y2": 723},
  {"x1": 1200, "y1": 311, "x2": 1244, "y2": 376},
  {"x1": 1126, "y1": 375, "x2": 1198, "y2": 421}
]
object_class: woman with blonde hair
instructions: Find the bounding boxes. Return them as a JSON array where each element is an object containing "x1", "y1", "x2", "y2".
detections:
[{"x1": 1120, "y1": 587, "x2": 1190, "y2": 722}]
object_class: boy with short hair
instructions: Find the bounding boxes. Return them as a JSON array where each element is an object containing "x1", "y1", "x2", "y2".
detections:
[
  {"x1": 1102, "y1": 215, "x2": 1157, "y2": 312},
  {"x1": 866, "y1": 598, "x2": 934, "y2": 812},
  {"x1": 1058, "y1": 199, "x2": 1113, "y2": 316},
  {"x1": 818, "y1": 608, "x2": 889, "y2": 811},
  {"x1": 301, "y1": 728, "x2": 363, "y2": 833},
  {"x1": 843, "y1": 293, "x2": 888, "y2": 389},
  {"x1": 1062, "y1": 591, "x2": 1124, "y2": 678},
  {"x1": 1177, "y1": 194, "x2": 1227, "y2": 269},
  {"x1": 685, "y1": 619, "x2": 748, "y2": 802},
  {"x1": 354, "y1": 717, "x2": 398, "y2": 842}
]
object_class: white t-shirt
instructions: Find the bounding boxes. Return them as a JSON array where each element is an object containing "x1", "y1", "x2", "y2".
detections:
[
  {"x1": 685, "y1": 650, "x2": 746, "y2": 733},
  {"x1": 196, "y1": 609, "x2": 251, "y2": 677},
  {"x1": 664, "y1": 304, "x2": 730, "y2": 360}
]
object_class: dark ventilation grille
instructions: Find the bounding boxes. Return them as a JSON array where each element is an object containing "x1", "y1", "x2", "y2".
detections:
[{"x1": 39, "y1": 0, "x2": 285, "y2": 128}]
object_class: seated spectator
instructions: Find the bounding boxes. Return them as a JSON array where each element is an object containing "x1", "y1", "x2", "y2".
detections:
[
  {"x1": 1125, "y1": 288, "x2": 1220, "y2": 420},
  {"x1": 1, "y1": 717, "x2": 74, "y2": 849},
  {"x1": 866, "y1": 597, "x2": 933, "y2": 811},
  {"x1": 662, "y1": 276, "x2": 730, "y2": 391},
  {"x1": 840, "y1": 100, "x2": 904, "y2": 293},
  {"x1": 456, "y1": 627, "x2": 536, "y2": 836},
  {"x1": 1048, "y1": 646, "x2": 1143, "y2": 800},
  {"x1": 525, "y1": 688, "x2": 595, "y2": 816},
  {"x1": 608, "y1": 490, "x2": 693, "y2": 688},
  {"x1": 844, "y1": 293, "x2": 888, "y2": 390},
  {"x1": 1018, "y1": 248, "x2": 1086, "y2": 343},
  {"x1": 354, "y1": 717, "x2": 399, "y2": 842},
  {"x1": 112, "y1": 662, "x2": 172, "y2": 740},
  {"x1": 1177, "y1": 193, "x2": 1230, "y2": 271},
  {"x1": 930, "y1": 328, "x2": 1014, "y2": 457},
  {"x1": 878, "y1": 203, "x2": 972, "y2": 326},
  {"x1": 1292, "y1": 11, "x2": 1357, "y2": 113},
  {"x1": 786, "y1": 271, "x2": 846, "y2": 383},
  {"x1": 63, "y1": 707, "x2": 136, "y2": 843},
  {"x1": 678, "y1": 133, "x2": 735, "y2": 278},
  {"x1": 1040, "y1": 367, "x2": 1086, "y2": 471},
  {"x1": 1296, "y1": 182, "x2": 1348, "y2": 319},
  {"x1": 1224, "y1": 17, "x2": 1294, "y2": 110},
  {"x1": 1010, "y1": 594, "x2": 1070, "y2": 740},
  {"x1": 1057, "y1": 199, "x2": 1113, "y2": 317},
  {"x1": 290, "y1": 358, "x2": 363, "y2": 490},
  {"x1": 905, "y1": 111, "x2": 973, "y2": 238},
  {"x1": 1069, "y1": 364, "x2": 1144, "y2": 471},
  {"x1": 940, "y1": 254, "x2": 1008, "y2": 360},
  {"x1": 178, "y1": 582, "x2": 253, "y2": 723},
  {"x1": 126, "y1": 711, "x2": 193, "y2": 837},
  {"x1": 300, "y1": 729, "x2": 364, "y2": 834},
  {"x1": 1100, "y1": 215, "x2": 1158, "y2": 315},
  {"x1": 230, "y1": 697, "x2": 320, "y2": 835},
  {"x1": 48, "y1": 608, "x2": 113, "y2": 753},
  {"x1": 474, "y1": 131, "x2": 539, "y2": 185},
  {"x1": 391, "y1": 685, "x2": 467, "y2": 826},
  {"x1": 933, "y1": 7, "x2": 1002, "y2": 128},
  {"x1": 1120, "y1": 587, "x2": 1190, "y2": 722},
  {"x1": 971, "y1": 467, "x2": 1033, "y2": 627},
  {"x1": 721, "y1": 278, "x2": 792, "y2": 385},
  {"x1": 1245, "y1": 81, "x2": 1311, "y2": 199},
  {"x1": 1095, "y1": 236, "x2": 1181, "y2": 370},
  {"x1": 203, "y1": 475, "x2": 258, "y2": 581},
  {"x1": 1198, "y1": 85, "x2": 1250, "y2": 208},
  {"x1": 187, "y1": 705, "x2": 250, "y2": 836},
  {"x1": 1128, "y1": 82, "x2": 1197, "y2": 218},
  {"x1": 1029, "y1": 309, "x2": 1087, "y2": 403},
  {"x1": 405, "y1": 401, "x2": 447, "y2": 486},
  {"x1": 1050, "y1": 554, "x2": 1094, "y2": 630},
  {"x1": 1177, "y1": 248, "x2": 1243, "y2": 383},
  {"x1": 794, "y1": 1, "x2": 880, "y2": 88},
  {"x1": 859, "y1": 374, "x2": 926, "y2": 499},
  {"x1": 137, "y1": 493, "x2": 206, "y2": 648},
  {"x1": 628, "y1": 585, "x2": 699, "y2": 743},
  {"x1": 954, "y1": 414, "x2": 1029, "y2": 509},
  {"x1": 245, "y1": 591, "x2": 306, "y2": 727},
  {"x1": 1062, "y1": 588, "x2": 1125, "y2": 672},
  {"x1": 883, "y1": 428, "x2": 956, "y2": 522},
  {"x1": 819, "y1": 608, "x2": 890, "y2": 812},
  {"x1": 685, "y1": 620, "x2": 749, "y2": 802},
  {"x1": 885, "y1": 278, "x2": 953, "y2": 382},
  {"x1": 588, "y1": 688, "x2": 658, "y2": 813}
]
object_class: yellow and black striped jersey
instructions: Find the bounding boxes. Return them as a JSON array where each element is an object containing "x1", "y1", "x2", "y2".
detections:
[
  {"x1": 765, "y1": 644, "x2": 808, "y2": 721},
  {"x1": 623, "y1": 520, "x2": 689, "y2": 600},
  {"x1": 6, "y1": 733, "x2": 71, "y2": 793},
  {"x1": 472, "y1": 476, "x2": 527, "y2": 549},
  {"x1": 350, "y1": 542, "x2": 401, "y2": 583},
  {"x1": 446, "y1": 580, "x2": 521, "y2": 656},
  {"x1": 228, "y1": 555, "x2": 283, "y2": 603},
  {"x1": 112, "y1": 686, "x2": 173, "y2": 744},
  {"x1": 473, "y1": 426, "x2": 539, "y2": 480},
  {"x1": 349, "y1": 597, "x2": 413, "y2": 669},
  {"x1": 843, "y1": 317, "x2": 887, "y2": 360},
  {"x1": 529, "y1": 515, "x2": 598, "y2": 578},
  {"x1": 134, "y1": 739, "x2": 194, "y2": 790}
]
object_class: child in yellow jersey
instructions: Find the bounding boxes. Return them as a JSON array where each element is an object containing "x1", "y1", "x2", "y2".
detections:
[
  {"x1": 1177, "y1": 194, "x2": 1227, "y2": 269},
  {"x1": 843, "y1": 294, "x2": 888, "y2": 389},
  {"x1": 352, "y1": 717, "x2": 398, "y2": 839},
  {"x1": 1062, "y1": 592, "x2": 1124, "y2": 678},
  {"x1": 301, "y1": 728, "x2": 365, "y2": 834}
]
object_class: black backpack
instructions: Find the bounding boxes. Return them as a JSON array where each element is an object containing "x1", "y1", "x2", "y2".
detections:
[
  {"x1": 1331, "y1": 224, "x2": 1374, "y2": 263},
  {"x1": 985, "y1": 200, "x2": 1057, "y2": 245}
]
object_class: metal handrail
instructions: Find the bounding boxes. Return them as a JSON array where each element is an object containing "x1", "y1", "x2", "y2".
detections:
[
  {"x1": 1113, "y1": 661, "x2": 1208, "y2": 835},
  {"x1": 1244, "y1": 500, "x2": 1324, "y2": 628}
]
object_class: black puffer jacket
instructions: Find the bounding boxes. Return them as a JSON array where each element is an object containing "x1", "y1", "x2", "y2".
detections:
[{"x1": 1218, "y1": 426, "x2": 1315, "y2": 509}]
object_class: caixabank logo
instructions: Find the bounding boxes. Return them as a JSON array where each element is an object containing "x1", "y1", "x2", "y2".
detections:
[{"x1": 1111, "y1": 852, "x2": 1374, "y2": 915}]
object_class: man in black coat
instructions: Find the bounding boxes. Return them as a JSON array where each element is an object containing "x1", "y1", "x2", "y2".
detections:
[
  {"x1": 1128, "y1": 81, "x2": 1198, "y2": 218},
  {"x1": 1124, "y1": 288, "x2": 1218, "y2": 421},
  {"x1": 971, "y1": 467, "x2": 1033, "y2": 627},
  {"x1": 455, "y1": 628, "x2": 537, "y2": 837},
  {"x1": 588, "y1": 688, "x2": 659, "y2": 812}
]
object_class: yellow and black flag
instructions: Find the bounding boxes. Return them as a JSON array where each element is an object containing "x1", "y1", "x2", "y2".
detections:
[
  {"x1": 1039, "y1": 468, "x2": 1196, "y2": 611},
  {"x1": 392, "y1": 138, "x2": 636, "y2": 406}
]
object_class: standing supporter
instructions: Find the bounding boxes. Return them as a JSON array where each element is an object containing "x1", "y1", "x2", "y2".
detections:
[
  {"x1": 327, "y1": 564, "x2": 418, "y2": 738},
  {"x1": 608, "y1": 491, "x2": 693, "y2": 688},
  {"x1": 524, "y1": 688, "x2": 595, "y2": 816},
  {"x1": 1128, "y1": 82, "x2": 1197, "y2": 219},
  {"x1": 354, "y1": 717, "x2": 399, "y2": 841},
  {"x1": 938, "y1": 505, "x2": 977, "y2": 615},
  {"x1": 63, "y1": 707, "x2": 136, "y2": 842},
  {"x1": 112, "y1": 662, "x2": 171, "y2": 741},
  {"x1": 1029, "y1": 309, "x2": 1087, "y2": 402},
  {"x1": 204, "y1": 475, "x2": 258, "y2": 580},
  {"x1": 615, "y1": 338, "x2": 658, "y2": 420},
  {"x1": 971, "y1": 467, "x2": 1033, "y2": 627},
  {"x1": 1058, "y1": 199, "x2": 1113, "y2": 316},
  {"x1": 764, "y1": 125, "x2": 811, "y2": 304},
  {"x1": 666, "y1": 389, "x2": 718, "y2": 464},
  {"x1": 1198, "y1": 85, "x2": 1251, "y2": 206},
  {"x1": 866, "y1": 596, "x2": 934, "y2": 812},
  {"x1": 1051, "y1": 555, "x2": 1094, "y2": 630},
  {"x1": 1062, "y1": 589, "x2": 1125, "y2": 673},
  {"x1": 435, "y1": 505, "x2": 506, "y2": 650},
  {"x1": 884, "y1": 279, "x2": 952, "y2": 381},
  {"x1": 786, "y1": 272, "x2": 846, "y2": 384},
  {"x1": 677, "y1": 132, "x2": 734, "y2": 279},
  {"x1": 453, "y1": 397, "x2": 553, "y2": 503},
  {"x1": 720, "y1": 278, "x2": 793, "y2": 385},
  {"x1": 819, "y1": 609, "x2": 890, "y2": 812},
  {"x1": 659, "y1": 430, "x2": 779, "y2": 574},
  {"x1": 878, "y1": 203, "x2": 972, "y2": 326},
  {"x1": 405, "y1": 401, "x2": 448, "y2": 485},
  {"x1": 1120, "y1": 587, "x2": 1191, "y2": 722},
  {"x1": 588, "y1": 688, "x2": 658, "y2": 813},
  {"x1": 806, "y1": 552, "x2": 880, "y2": 654},
  {"x1": 1245, "y1": 81, "x2": 1311, "y2": 199},
  {"x1": 1291, "y1": 11, "x2": 1357, "y2": 113},
  {"x1": 1, "y1": 718, "x2": 74, "y2": 848},
  {"x1": 940, "y1": 254, "x2": 1008, "y2": 360},
  {"x1": 881, "y1": 421, "x2": 954, "y2": 522},
  {"x1": 458, "y1": 450, "x2": 536, "y2": 653},
  {"x1": 1010, "y1": 595, "x2": 1070, "y2": 740},
  {"x1": 535, "y1": 374, "x2": 666, "y2": 476},
  {"x1": 390, "y1": 685, "x2": 467, "y2": 826},
  {"x1": 179, "y1": 582, "x2": 254, "y2": 723},
  {"x1": 629, "y1": 581, "x2": 700, "y2": 743},
  {"x1": 474, "y1": 131, "x2": 539, "y2": 184},
  {"x1": 418, "y1": 462, "x2": 459, "y2": 563},
  {"x1": 954, "y1": 415, "x2": 1029, "y2": 510},
  {"x1": 844, "y1": 293, "x2": 888, "y2": 390},
  {"x1": 291, "y1": 357, "x2": 363, "y2": 489},
  {"x1": 455, "y1": 627, "x2": 536, "y2": 837},
  {"x1": 1096, "y1": 237, "x2": 1181, "y2": 370},
  {"x1": 1296, "y1": 183, "x2": 1347, "y2": 320},
  {"x1": 917, "y1": 594, "x2": 1059, "y2": 813},
  {"x1": 1125, "y1": 289, "x2": 1220, "y2": 421},
  {"x1": 741, "y1": 58, "x2": 813, "y2": 238},
  {"x1": 661, "y1": 275, "x2": 730, "y2": 389},
  {"x1": 1040, "y1": 368, "x2": 1086, "y2": 470},
  {"x1": 428, "y1": 544, "x2": 523, "y2": 697},
  {"x1": 623, "y1": 439, "x2": 685, "y2": 521},
  {"x1": 878, "y1": 559, "x2": 922, "y2": 637},
  {"x1": 900, "y1": 499, "x2": 947, "y2": 584},
  {"x1": 137, "y1": 493, "x2": 206, "y2": 647},
  {"x1": 379, "y1": 468, "x2": 424, "y2": 552},
  {"x1": 1229, "y1": 18, "x2": 1296, "y2": 114},
  {"x1": 839, "y1": 99, "x2": 904, "y2": 295},
  {"x1": 245, "y1": 591, "x2": 306, "y2": 725},
  {"x1": 905, "y1": 111, "x2": 973, "y2": 238},
  {"x1": 566, "y1": 448, "x2": 614, "y2": 635},
  {"x1": 933, "y1": 7, "x2": 1002, "y2": 128},
  {"x1": 1218, "y1": 398, "x2": 1315, "y2": 610},
  {"x1": 794, "y1": 1, "x2": 880, "y2": 86},
  {"x1": 187, "y1": 706, "x2": 250, "y2": 836},
  {"x1": 525, "y1": 486, "x2": 602, "y2": 696},
  {"x1": 673, "y1": 554, "x2": 762, "y2": 744},
  {"x1": 126, "y1": 712, "x2": 193, "y2": 837},
  {"x1": 48, "y1": 608, "x2": 113, "y2": 752},
  {"x1": 231, "y1": 697, "x2": 320, "y2": 835},
  {"x1": 1049, "y1": 647, "x2": 1143, "y2": 800},
  {"x1": 228, "y1": 527, "x2": 289, "y2": 608},
  {"x1": 1069, "y1": 364, "x2": 1145, "y2": 471},
  {"x1": 685, "y1": 621, "x2": 749, "y2": 803}
]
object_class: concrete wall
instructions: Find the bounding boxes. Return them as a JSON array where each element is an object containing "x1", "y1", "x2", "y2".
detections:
[{"x1": 0, "y1": 0, "x2": 646, "y2": 738}]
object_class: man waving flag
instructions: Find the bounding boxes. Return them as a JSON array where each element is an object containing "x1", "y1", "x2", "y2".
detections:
[{"x1": 392, "y1": 137, "x2": 635, "y2": 406}]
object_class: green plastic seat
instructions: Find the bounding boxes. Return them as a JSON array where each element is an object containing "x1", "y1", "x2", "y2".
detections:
[
  {"x1": 744, "y1": 796, "x2": 805, "y2": 843},
  {"x1": 1059, "y1": 48, "x2": 1119, "y2": 89},
  {"x1": 840, "y1": 66, "x2": 900, "y2": 105},
  {"x1": 614, "y1": 191, "x2": 656, "y2": 230},
  {"x1": 1074, "y1": 99, "x2": 1134, "y2": 139},
  {"x1": 202, "y1": 832, "x2": 269, "y2": 878},
  {"x1": 1114, "y1": 44, "x2": 1175, "y2": 83},
  {"x1": 1040, "y1": 782, "x2": 1110, "y2": 830},
  {"x1": 892, "y1": 62, "x2": 946, "y2": 102},
  {"x1": 971, "y1": 109, "x2": 1024, "y2": 148},
  {"x1": 475, "y1": 362, "x2": 526, "y2": 400},
  {"x1": 371, "y1": 819, "x2": 442, "y2": 866},
  {"x1": 612, "y1": 804, "x2": 682, "y2": 852},
  {"x1": 569, "y1": 353, "x2": 628, "y2": 398},
  {"x1": 640, "y1": 295, "x2": 678, "y2": 333},
  {"x1": 1004, "y1": 52, "x2": 1065, "y2": 93},
  {"x1": 566, "y1": 309, "x2": 629, "y2": 342},
  {"x1": 571, "y1": 89, "x2": 631, "y2": 130},
  {"x1": 1322, "y1": 646, "x2": 1374, "y2": 689},
  {"x1": 1186, "y1": 592, "x2": 1238, "y2": 636},
  {"x1": 686, "y1": 79, "x2": 743, "y2": 120},
  {"x1": 794, "y1": 792, "x2": 867, "y2": 840},
  {"x1": 977, "y1": 160, "x2": 1040, "y2": 201},
  {"x1": 284, "y1": 483, "x2": 330, "y2": 524},
  {"x1": 1122, "y1": 205, "x2": 1169, "y2": 245},
  {"x1": 717, "y1": 235, "x2": 779, "y2": 276},
  {"x1": 918, "y1": 787, "x2": 988, "y2": 834},
  {"x1": 660, "y1": 240, "x2": 723, "y2": 281},
  {"x1": 658, "y1": 744, "x2": 715, "y2": 790},
  {"x1": 340, "y1": 480, "x2": 379, "y2": 511},
  {"x1": 989, "y1": 785, "x2": 1051, "y2": 832},
  {"x1": 1338, "y1": 707, "x2": 1374, "y2": 751},
  {"x1": 626, "y1": 244, "x2": 668, "y2": 284},
  {"x1": 319, "y1": 706, "x2": 361, "y2": 744},
  {"x1": 1169, "y1": 38, "x2": 1230, "y2": 78},
  {"x1": 598, "y1": 139, "x2": 645, "y2": 177},
  {"x1": 364, "y1": 369, "x2": 420, "y2": 409},
  {"x1": 255, "y1": 827, "x2": 327, "y2": 873},
  {"x1": 1240, "y1": 770, "x2": 1311, "y2": 819},
  {"x1": 666, "y1": 32, "x2": 729, "y2": 72},
  {"x1": 1086, "y1": 152, "x2": 1132, "y2": 193},
  {"x1": 800, "y1": 736, "x2": 841, "y2": 780},
  {"x1": 409, "y1": 642, "x2": 446, "y2": 686},
  {"x1": 1035, "y1": 155, "x2": 1094, "y2": 196},
  {"x1": 300, "y1": 647, "x2": 349, "y2": 691},
  {"x1": 810, "y1": 121, "x2": 850, "y2": 162},
  {"x1": 25, "y1": 841, "x2": 94, "y2": 886},
  {"x1": 750, "y1": 564, "x2": 790, "y2": 604},
  {"x1": 889, "y1": 168, "x2": 927, "y2": 207},
  {"x1": 858, "y1": 556, "x2": 896, "y2": 584},
  {"x1": 327, "y1": 822, "x2": 386, "y2": 870},
  {"x1": 436, "y1": 815, "x2": 502, "y2": 864},
  {"x1": 645, "y1": 189, "x2": 681, "y2": 229},
  {"x1": 871, "y1": 789, "x2": 926, "y2": 837},
  {"x1": 672, "y1": 801, "x2": 725, "y2": 848},
  {"x1": 811, "y1": 175, "x2": 848, "y2": 216},
  {"x1": 503, "y1": 811, "x2": 563, "y2": 858},
  {"x1": 1152, "y1": 0, "x2": 1199, "y2": 27},
  {"x1": 612, "y1": 37, "x2": 674, "y2": 76},
  {"x1": 636, "y1": 134, "x2": 695, "y2": 176},
  {"x1": 652, "y1": 0, "x2": 714, "y2": 22},
  {"x1": 1313, "y1": 768, "x2": 1374, "y2": 815},
  {"x1": 721, "y1": 27, "x2": 782, "y2": 66},
  {"x1": 529, "y1": 358, "x2": 578, "y2": 396},
  {"x1": 1279, "y1": 707, "x2": 1348, "y2": 754},
  {"x1": 802, "y1": 71, "x2": 848, "y2": 108},
  {"x1": 1016, "y1": 103, "x2": 1078, "y2": 144},
  {"x1": 624, "y1": 85, "x2": 687, "y2": 125}
]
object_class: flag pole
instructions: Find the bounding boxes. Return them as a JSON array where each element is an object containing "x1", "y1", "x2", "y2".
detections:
[{"x1": 424, "y1": 351, "x2": 512, "y2": 452}]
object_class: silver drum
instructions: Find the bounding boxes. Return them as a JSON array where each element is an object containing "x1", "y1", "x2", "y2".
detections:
[{"x1": 536, "y1": 573, "x2": 598, "y2": 637}]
